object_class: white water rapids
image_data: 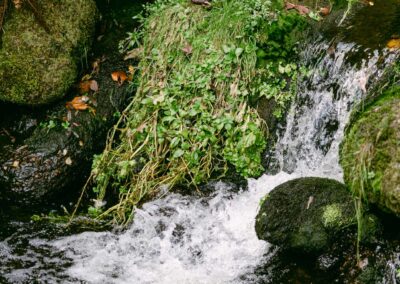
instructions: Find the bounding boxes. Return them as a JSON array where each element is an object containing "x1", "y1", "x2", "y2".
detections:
[{"x1": 44, "y1": 42, "x2": 396, "y2": 284}]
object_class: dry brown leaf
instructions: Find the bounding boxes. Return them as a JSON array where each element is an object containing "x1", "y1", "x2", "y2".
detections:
[
  {"x1": 285, "y1": 2, "x2": 310, "y2": 15},
  {"x1": 284, "y1": 2, "x2": 296, "y2": 10},
  {"x1": 295, "y1": 4, "x2": 310, "y2": 15},
  {"x1": 111, "y1": 71, "x2": 128, "y2": 86},
  {"x1": 66, "y1": 96, "x2": 89, "y2": 111},
  {"x1": 79, "y1": 80, "x2": 98, "y2": 93},
  {"x1": 90, "y1": 80, "x2": 99, "y2": 92},
  {"x1": 319, "y1": 7, "x2": 330, "y2": 16},
  {"x1": 79, "y1": 81, "x2": 91, "y2": 94},
  {"x1": 387, "y1": 38, "x2": 400, "y2": 49}
]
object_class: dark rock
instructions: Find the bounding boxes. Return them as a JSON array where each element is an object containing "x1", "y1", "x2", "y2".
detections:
[
  {"x1": 255, "y1": 177, "x2": 358, "y2": 254},
  {"x1": 0, "y1": 69, "x2": 130, "y2": 207},
  {"x1": 0, "y1": 0, "x2": 149, "y2": 209},
  {"x1": 0, "y1": 28, "x2": 136, "y2": 208}
]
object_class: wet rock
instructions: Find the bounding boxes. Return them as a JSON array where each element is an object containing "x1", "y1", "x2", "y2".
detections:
[
  {"x1": 0, "y1": 53, "x2": 132, "y2": 208},
  {"x1": 255, "y1": 177, "x2": 358, "y2": 254},
  {"x1": 0, "y1": 0, "x2": 97, "y2": 105},
  {"x1": 340, "y1": 87, "x2": 400, "y2": 217}
]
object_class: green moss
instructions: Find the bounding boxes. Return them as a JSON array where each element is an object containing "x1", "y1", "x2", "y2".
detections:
[
  {"x1": 322, "y1": 204, "x2": 343, "y2": 228},
  {"x1": 0, "y1": 0, "x2": 97, "y2": 105},
  {"x1": 340, "y1": 87, "x2": 400, "y2": 216}
]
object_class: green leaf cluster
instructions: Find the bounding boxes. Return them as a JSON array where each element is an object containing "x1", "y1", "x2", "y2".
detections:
[{"x1": 91, "y1": 0, "x2": 306, "y2": 224}]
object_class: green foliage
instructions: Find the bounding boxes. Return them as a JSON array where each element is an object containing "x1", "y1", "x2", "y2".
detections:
[
  {"x1": 39, "y1": 119, "x2": 70, "y2": 132},
  {"x1": 91, "y1": 0, "x2": 306, "y2": 224}
]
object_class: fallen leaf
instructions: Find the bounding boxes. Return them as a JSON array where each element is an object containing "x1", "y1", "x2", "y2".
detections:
[
  {"x1": 182, "y1": 44, "x2": 193, "y2": 56},
  {"x1": 90, "y1": 80, "x2": 99, "y2": 92},
  {"x1": 79, "y1": 81, "x2": 91, "y2": 94},
  {"x1": 111, "y1": 71, "x2": 128, "y2": 86},
  {"x1": 66, "y1": 96, "x2": 89, "y2": 111},
  {"x1": 285, "y1": 2, "x2": 310, "y2": 15},
  {"x1": 79, "y1": 80, "x2": 98, "y2": 93},
  {"x1": 285, "y1": 2, "x2": 295, "y2": 9},
  {"x1": 387, "y1": 38, "x2": 400, "y2": 49},
  {"x1": 319, "y1": 7, "x2": 330, "y2": 16},
  {"x1": 12, "y1": 160, "x2": 19, "y2": 168},
  {"x1": 296, "y1": 4, "x2": 310, "y2": 15}
]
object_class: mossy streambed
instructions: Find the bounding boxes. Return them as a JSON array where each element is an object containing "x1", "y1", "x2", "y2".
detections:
[{"x1": 0, "y1": 0, "x2": 400, "y2": 283}]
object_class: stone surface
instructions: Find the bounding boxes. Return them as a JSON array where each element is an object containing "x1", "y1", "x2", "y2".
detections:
[
  {"x1": 0, "y1": 0, "x2": 97, "y2": 105},
  {"x1": 255, "y1": 177, "x2": 357, "y2": 253},
  {"x1": 340, "y1": 88, "x2": 400, "y2": 217}
]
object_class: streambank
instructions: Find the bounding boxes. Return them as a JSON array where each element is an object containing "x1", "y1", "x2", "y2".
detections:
[{"x1": 0, "y1": 0, "x2": 145, "y2": 209}]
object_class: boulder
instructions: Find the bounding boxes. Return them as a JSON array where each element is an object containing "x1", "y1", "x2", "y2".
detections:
[
  {"x1": 0, "y1": 1, "x2": 138, "y2": 207},
  {"x1": 0, "y1": 0, "x2": 97, "y2": 105},
  {"x1": 340, "y1": 88, "x2": 400, "y2": 216},
  {"x1": 255, "y1": 177, "x2": 357, "y2": 254},
  {"x1": 0, "y1": 58, "x2": 131, "y2": 207}
]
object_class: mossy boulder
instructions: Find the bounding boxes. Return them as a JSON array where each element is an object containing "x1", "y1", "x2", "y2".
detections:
[
  {"x1": 0, "y1": 0, "x2": 97, "y2": 105},
  {"x1": 255, "y1": 177, "x2": 357, "y2": 254},
  {"x1": 340, "y1": 88, "x2": 400, "y2": 216}
]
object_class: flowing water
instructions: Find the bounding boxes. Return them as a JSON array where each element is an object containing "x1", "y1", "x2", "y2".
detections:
[{"x1": 1, "y1": 3, "x2": 400, "y2": 283}]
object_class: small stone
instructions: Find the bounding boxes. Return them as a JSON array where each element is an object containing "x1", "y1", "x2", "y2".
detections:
[
  {"x1": 12, "y1": 161, "x2": 20, "y2": 168},
  {"x1": 65, "y1": 157, "x2": 73, "y2": 165},
  {"x1": 62, "y1": 149, "x2": 68, "y2": 156}
]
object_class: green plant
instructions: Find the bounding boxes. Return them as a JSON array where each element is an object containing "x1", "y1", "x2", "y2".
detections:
[
  {"x1": 86, "y1": 0, "x2": 306, "y2": 225},
  {"x1": 61, "y1": 121, "x2": 70, "y2": 129},
  {"x1": 350, "y1": 142, "x2": 374, "y2": 262},
  {"x1": 338, "y1": 0, "x2": 358, "y2": 25},
  {"x1": 39, "y1": 119, "x2": 57, "y2": 132}
]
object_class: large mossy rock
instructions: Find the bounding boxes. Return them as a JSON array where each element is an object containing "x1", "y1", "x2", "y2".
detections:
[
  {"x1": 255, "y1": 177, "x2": 357, "y2": 254},
  {"x1": 340, "y1": 88, "x2": 400, "y2": 216},
  {"x1": 0, "y1": 0, "x2": 97, "y2": 105}
]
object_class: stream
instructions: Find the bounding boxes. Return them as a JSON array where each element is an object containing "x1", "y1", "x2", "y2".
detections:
[{"x1": 1, "y1": 1, "x2": 400, "y2": 283}]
